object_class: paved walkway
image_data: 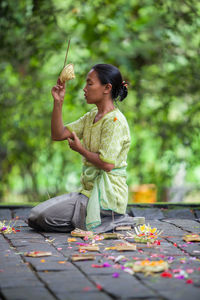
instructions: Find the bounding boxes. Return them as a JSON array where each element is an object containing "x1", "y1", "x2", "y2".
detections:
[{"x1": 0, "y1": 205, "x2": 200, "y2": 300}]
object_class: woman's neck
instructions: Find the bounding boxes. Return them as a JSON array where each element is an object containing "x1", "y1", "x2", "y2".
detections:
[
  {"x1": 95, "y1": 98, "x2": 115, "y2": 115},
  {"x1": 93, "y1": 98, "x2": 115, "y2": 124}
]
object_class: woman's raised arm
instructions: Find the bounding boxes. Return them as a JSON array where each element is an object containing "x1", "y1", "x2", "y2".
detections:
[{"x1": 51, "y1": 78, "x2": 72, "y2": 141}]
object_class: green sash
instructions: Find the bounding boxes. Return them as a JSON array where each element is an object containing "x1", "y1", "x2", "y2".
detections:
[{"x1": 82, "y1": 165, "x2": 127, "y2": 230}]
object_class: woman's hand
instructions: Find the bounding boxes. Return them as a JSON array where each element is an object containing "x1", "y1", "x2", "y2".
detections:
[
  {"x1": 67, "y1": 132, "x2": 84, "y2": 153},
  {"x1": 67, "y1": 132, "x2": 114, "y2": 171},
  {"x1": 51, "y1": 78, "x2": 66, "y2": 104}
]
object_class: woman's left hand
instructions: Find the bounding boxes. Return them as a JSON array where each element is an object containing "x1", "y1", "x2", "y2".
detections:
[{"x1": 67, "y1": 132, "x2": 83, "y2": 153}]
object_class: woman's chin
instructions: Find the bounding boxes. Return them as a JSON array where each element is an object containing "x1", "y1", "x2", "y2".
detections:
[
  {"x1": 86, "y1": 98, "x2": 93, "y2": 104},
  {"x1": 85, "y1": 97, "x2": 98, "y2": 105}
]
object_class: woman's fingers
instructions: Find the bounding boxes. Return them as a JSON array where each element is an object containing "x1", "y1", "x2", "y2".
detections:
[
  {"x1": 52, "y1": 84, "x2": 64, "y2": 95},
  {"x1": 57, "y1": 78, "x2": 61, "y2": 85},
  {"x1": 57, "y1": 77, "x2": 65, "y2": 87},
  {"x1": 67, "y1": 138, "x2": 73, "y2": 148},
  {"x1": 71, "y1": 132, "x2": 76, "y2": 139},
  {"x1": 52, "y1": 86, "x2": 59, "y2": 92},
  {"x1": 52, "y1": 79, "x2": 66, "y2": 102}
]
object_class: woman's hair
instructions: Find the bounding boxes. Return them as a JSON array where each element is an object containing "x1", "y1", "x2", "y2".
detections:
[{"x1": 91, "y1": 64, "x2": 128, "y2": 102}]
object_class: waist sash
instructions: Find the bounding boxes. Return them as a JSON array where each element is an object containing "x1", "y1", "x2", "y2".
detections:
[{"x1": 82, "y1": 165, "x2": 126, "y2": 230}]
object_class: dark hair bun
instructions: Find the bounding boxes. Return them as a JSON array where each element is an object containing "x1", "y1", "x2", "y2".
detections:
[
  {"x1": 119, "y1": 82, "x2": 128, "y2": 102},
  {"x1": 92, "y1": 64, "x2": 128, "y2": 102}
]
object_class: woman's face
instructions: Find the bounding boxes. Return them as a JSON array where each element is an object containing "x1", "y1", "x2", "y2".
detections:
[{"x1": 83, "y1": 69, "x2": 107, "y2": 104}]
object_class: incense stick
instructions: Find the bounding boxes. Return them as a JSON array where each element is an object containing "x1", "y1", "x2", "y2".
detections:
[{"x1": 63, "y1": 39, "x2": 71, "y2": 68}]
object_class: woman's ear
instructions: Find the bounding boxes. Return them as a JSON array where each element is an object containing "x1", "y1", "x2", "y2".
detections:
[{"x1": 104, "y1": 83, "x2": 112, "y2": 94}]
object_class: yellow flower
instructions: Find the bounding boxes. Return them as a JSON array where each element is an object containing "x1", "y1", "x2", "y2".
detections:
[
  {"x1": 150, "y1": 227, "x2": 157, "y2": 234},
  {"x1": 139, "y1": 224, "x2": 157, "y2": 234},
  {"x1": 140, "y1": 224, "x2": 146, "y2": 232}
]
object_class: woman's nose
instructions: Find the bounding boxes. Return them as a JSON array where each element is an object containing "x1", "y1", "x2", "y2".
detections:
[{"x1": 83, "y1": 86, "x2": 87, "y2": 92}]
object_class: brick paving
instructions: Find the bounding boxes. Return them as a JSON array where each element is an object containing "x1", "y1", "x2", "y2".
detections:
[{"x1": 0, "y1": 205, "x2": 200, "y2": 300}]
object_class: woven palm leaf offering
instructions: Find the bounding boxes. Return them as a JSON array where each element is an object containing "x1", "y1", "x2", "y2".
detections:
[
  {"x1": 183, "y1": 234, "x2": 200, "y2": 242},
  {"x1": 24, "y1": 251, "x2": 52, "y2": 257},
  {"x1": 115, "y1": 242, "x2": 137, "y2": 251},
  {"x1": 127, "y1": 259, "x2": 168, "y2": 275},
  {"x1": 71, "y1": 228, "x2": 93, "y2": 238},
  {"x1": 115, "y1": 225, "x2": 132, "y2": 231},
  {"x1": 59, "y1": 39, "x2": 75, "y2": 83},
  {"x1": 60, "y1": 63, "x2": 75, "y2": 82},
  {"x1": 105, "y1": 242, "x2": 137, "y2": 251},
  {"x1": 130, "y1": 223, "x2": 163, "y2": 244},
  {"x1": 71, "y1": 254, "x2": 96, "y2": 262},
  {"x1": 79, "y1": 245, "x2": 100, "y2": 252},
  {"x1": 71, "y1": 228, "x2": 106, "y2": 241},
  {"x1": 101, "y1": 232, "x2": 122, "y2": 239}
]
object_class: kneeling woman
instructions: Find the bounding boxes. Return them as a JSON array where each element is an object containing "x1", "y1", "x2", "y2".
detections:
[{"x1": 28, "y1": 64, "x2": 138, "y2": 233}]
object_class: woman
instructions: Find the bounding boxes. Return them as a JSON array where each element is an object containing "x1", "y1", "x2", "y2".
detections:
[{"x1": 28, "y1": 64, "x2": 140, "y2": 233}]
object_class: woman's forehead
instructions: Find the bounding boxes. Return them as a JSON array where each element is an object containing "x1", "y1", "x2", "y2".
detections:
[{"x1": 86, "y1": 69, "x2": 99, "y2": 81}]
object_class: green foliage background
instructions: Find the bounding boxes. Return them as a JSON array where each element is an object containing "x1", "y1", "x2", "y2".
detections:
[{"x1": 0, "y1": 0, "x2": 200, "y2": 203}]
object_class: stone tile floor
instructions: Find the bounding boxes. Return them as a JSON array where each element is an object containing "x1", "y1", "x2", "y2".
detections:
[{"x1": 0, "y1": 206, "x2": 200, "y2": 300}]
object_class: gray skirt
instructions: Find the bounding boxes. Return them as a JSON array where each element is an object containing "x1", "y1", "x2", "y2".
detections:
[{"x1": 28, "y1": 192, "x2": 139, "y2": 233}]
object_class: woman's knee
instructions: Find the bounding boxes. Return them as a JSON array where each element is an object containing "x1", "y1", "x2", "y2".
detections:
[
  {"x1": 28, "y1": 207, "x2": 48, "y2": 228},
  {"x1": 27, "y1": 207, "x2": 39, "y2": 225},
  {"x1": 27, "y1": 212, "x2": 42, "y2": 230}
]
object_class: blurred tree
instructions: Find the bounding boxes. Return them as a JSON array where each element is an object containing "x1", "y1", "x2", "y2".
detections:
[
  {"x1": 0, "y1": 0, "x2": 65, "y2": 200},
  {"x1": 0, "y1": 0, "x2": 200, "y2": 202}
]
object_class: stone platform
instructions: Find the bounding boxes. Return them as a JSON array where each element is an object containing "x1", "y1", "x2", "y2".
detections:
[{"x1": 0, "y1": 205, "x2": 200, "y2": 300}]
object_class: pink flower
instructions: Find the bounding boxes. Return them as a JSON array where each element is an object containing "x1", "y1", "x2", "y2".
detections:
[
  {"x1": 91, "y1": 264, "x2": 103, "y2": 268},
  {"x1": 107, "y1": 256, "x2": 115, "y2": 260},
  {"x1": 103, "y1": 262, "x2": 111, "y2": 268},
  {"x1": 76, "y1": 243, "x2": 89, "y2": 246},
  {"x1": 155, "y1": 240, "x2": 161, "y2": 245},
  {"x1": 186, "y1": 269, "x2": 194, "y2": 274},
  {"x1": 151, "y1": 254, "x2": 159, "y2": 258},
  {"x1": 113, "y1": 264, "x2": 121, "y2": 269},
  {"x1": 83, "y1": 286, "x2": 92, "y2": 291},
  {"x1": 180, "y1": 260, "x2": 186, "y2": 264},
  {"x1": 160, "y1": 271, "x2": 173, "y2": 278},
  {"x1": 96, "y1": 284, "x2": 102, "y2": 290},
  {"x1": 186, "y1": 279, "x2": 193, "y2": 284},
  {"x1": 175, "y1": 275, "x2": 185, "y2": 279},
  {"x1": 173, "y1": 269, "x2": 181, "y2": 273},
  {"x1": 112, "y1": 272, "x2": 120, "y2": 278}
]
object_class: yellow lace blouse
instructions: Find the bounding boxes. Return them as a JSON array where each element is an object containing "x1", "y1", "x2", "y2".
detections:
[{"x1": 66, "y1": 107, "x2": 131, "y2": 215}]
